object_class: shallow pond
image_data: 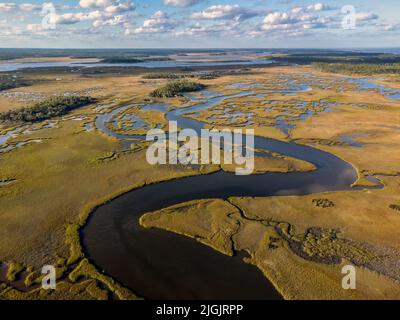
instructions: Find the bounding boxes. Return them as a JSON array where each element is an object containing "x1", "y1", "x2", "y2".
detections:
[{"x1": 344, "y1": 77, "x2": 400, "y2": 100}]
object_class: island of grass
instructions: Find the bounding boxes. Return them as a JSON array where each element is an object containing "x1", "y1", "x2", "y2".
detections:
[
  {"x1": 0, "y1": 95, "x2": 95, "y2": 123},
  {"x1": 150, "y1": 80, "x2": 206, "y2": 98}
]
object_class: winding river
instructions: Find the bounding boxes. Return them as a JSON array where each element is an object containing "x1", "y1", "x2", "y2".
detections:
[{"x1": 81, "y1": 87, "x2": 359, "y2": 300}]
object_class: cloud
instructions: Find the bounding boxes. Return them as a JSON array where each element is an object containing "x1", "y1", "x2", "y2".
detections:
[
  {"x1": 191, "y1": 5, "x2": 258, "y2": 21},
  {"x1": 355, "y1": 12, "x2": 379, "y2": 22},
  {"x1": 307, "y1": 3, "x2": 335, "y2": 12},
  {"x1": 0, "y1": 2, "x2": 41, "y2": 12},
  {"x1": 52, "y1": 11, "x2": 106, "y2": 25},
  {"x1": 0, "y1": 3, "x2": 19, "y2": 11},
  {"x1": 51, "y1": 10, "x2": 131, "y2": 28},
  {"x1": 51, "y1": 0, "x2": 135, "y2": 28},
  {"x1": 104, "y1": 2, "x2": 135, "y2": 13},
  {"x1": 79, "y1": 0, "x2": 135, "y2": 13},
  {"x1": 263, "y1": 12, "x2": 297, "y2": 26},
  {"x1": 131, "y1": 10, "x2": 177, "y2": 34},
  {"x1": 257, "y1": 4, "x2": 336, "y2": 36},
  {"x1": 290, "y1": 3, "x2": 335, "y2": 15},
  {"x1": 176, "y1": 21, "x2": 241, "y2": 37},
  {"x1": 93, "y1": 15, "x2": 128, "y2": 27},
  {"x1": 163, "y1": 0, "x2": 203, "y2": 7},
  {"x1": 19, "y1": 3, "x2": 40, "y2": 11},
  {"x1": 381, "y1": 23, "x2": 400, "y2": 32},
  {"x1": 26, "y1": 23, "x2": 47, "y2": 34},
  {"x1": 79, "y1": 0, "x2": 116, "y2": 8}
]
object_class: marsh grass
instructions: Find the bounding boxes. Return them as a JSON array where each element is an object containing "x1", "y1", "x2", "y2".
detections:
[
  {"x1": 68, "y1": 259, "x2": 137, "y2": 300},
  {"x1": 6, "y1": 262, "x2": 24, "y2": 282},
  {"x1": 2, "y1": 65, "x2": 400, "y2": 300}
]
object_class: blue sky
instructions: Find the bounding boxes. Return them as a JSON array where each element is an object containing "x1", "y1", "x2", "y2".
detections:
[{"x1": 0, "y1": 0, "x2": 399, "y2": 48}]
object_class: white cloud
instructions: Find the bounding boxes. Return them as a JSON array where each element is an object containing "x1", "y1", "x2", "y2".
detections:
[
  {"x1": 52, "y1": 11, "x2": 99, "y2": 25},
  {"x1": 381, "y1": 23, "x2": 400, "y2": 32},
  {"x1": 191, "y1": 5, "x2": 258, "y2": 21},
  {"x1": 307, "y1": 3, "x2": 335, "y2": 12},
  {"x1": 131, "y1": 10, "x2": 177, "y2": 34},
  {"x1": 0, "y1": 3, "x2": 17, "y2": 11},
  {"x1": 104, "y1": 2, "x2": 135, "y2": 13},
  {"x1": 93, "y1": 15, "x2": 128, "y2": 27},
  {"x1": 26, "y1": 23, "x2": 47, "y2": 34},
  {"x1": 79, "y1": 0, "x2": 135, "y2": 13},
  {"x1": 355, "y1": 12, "x2": 379, "y2": 22},
  {"x1": 79, "y1": 0, "x2": 115, "y2": 8},
  {"x1": 0, "y1": 2, "x2": 40, "y2": 12},
  {"x1": 51, "y1": 0, "x2": 135, "y2": 28},
  {"x1": 51, "y1": 10, "x2": 131, "y2": 28},
  {"x1": 291, "y1": 3, "x2": 335, "y2": 15},
  {"x1": 259, "y1": 4, "x2": 335, "y2": 36},
  {"x1": 263, "y1": 12, "x2": 297, "y2": 26},
  {"x1": 19, "y1": 3, "x2": 40, "y2": 11},
  {"x1": 176, "y1": 21, "x2": 240, "y2": 37},
  {"x1": 163, "y1": 0, "x2": 203, "y2": 7}
]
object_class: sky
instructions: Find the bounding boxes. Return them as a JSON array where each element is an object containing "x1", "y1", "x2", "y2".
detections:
[{"x1": 0, "y1": 0, "x2": 399, "y2": 48}]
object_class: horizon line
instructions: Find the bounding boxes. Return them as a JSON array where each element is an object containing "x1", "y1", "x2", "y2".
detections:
[{"x1": 0, "y1": 46, "x2": 399, "y2": 50}]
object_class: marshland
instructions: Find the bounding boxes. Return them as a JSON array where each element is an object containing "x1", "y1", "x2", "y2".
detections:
[{"x1": 0, "y1": 49, "x2": 399, "y2": 300}]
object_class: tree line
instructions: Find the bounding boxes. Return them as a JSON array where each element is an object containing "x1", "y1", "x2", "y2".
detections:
[
  {"x1": 0, "y1": 96, "x2": 95, "y2": 123},
  {"x1": 150, "y1": 80, "x2": 206, "y2": 98},
  {"x1": 315, "y1": 63, "x2": 400, "y2": 75},
  {"x1": 0, "y1": 76, "x2": 30, "y2": 91}
]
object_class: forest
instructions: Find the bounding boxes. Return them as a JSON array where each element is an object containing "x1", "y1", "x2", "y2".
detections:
[
  {"x1": 0, "y1": 76, "x2": 30, "y2": 91},
  {"x1": 150, "y1": 80, "x2": 206, "y2": 98},
  {"x1": 0, "y1": 96, "x2": 95, "y2": 123},
  {"x1": 316, "y1": 63, "x2": 400, "y2": 75}
]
